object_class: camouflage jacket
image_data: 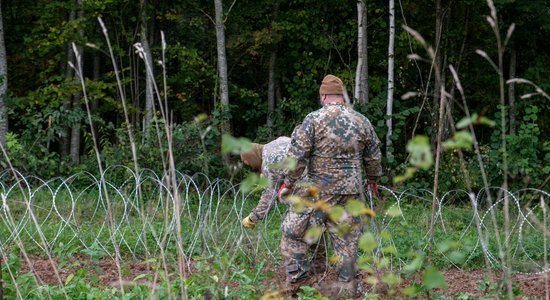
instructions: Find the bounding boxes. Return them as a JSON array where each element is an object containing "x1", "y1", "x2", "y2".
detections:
[
  {"x1": 249, "y1": 136, "x2": 291, "y2": 222},
  {"x1": 284, "y1": 103, "x2": 382, "y2": 195}
]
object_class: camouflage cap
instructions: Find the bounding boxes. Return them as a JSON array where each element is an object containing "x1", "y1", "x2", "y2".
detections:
[
  {"x1": 240, "y1": 143, "x2": 264, "y2": 171},
  {"x1": 319, "y1": 74, "x2": 344, "y2": 95}
]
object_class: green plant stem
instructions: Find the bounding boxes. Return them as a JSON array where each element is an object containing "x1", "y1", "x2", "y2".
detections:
[
  {"x1": 0, "y1": 256, "x2": 3, "y2": 300},
  {"x1": 428, "y1": 86, "x2": 445, "y2": 263},
  {"x1": 488, "y1": 0, "x2": 513, "y2": 296}
]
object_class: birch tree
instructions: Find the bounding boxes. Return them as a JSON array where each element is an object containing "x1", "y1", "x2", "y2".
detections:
[
  {"x1": 140, "y1": 0, "x2": 155, "y2": 142},
  {"x1": 214, "y1": 0, "x2": 230, "y2": 133},
  {"x1": 267, "y1": 0, "x2": 280, "y2": 136},
  {"x1": 0, "y1": 1, "x2": 7, "y2": 148},
  {"x1": 386, "y1": 0, "x2": 395, "y2": 161},
  {"x1": 354, "y1": 0, "x2": 369, "y2": 104}
]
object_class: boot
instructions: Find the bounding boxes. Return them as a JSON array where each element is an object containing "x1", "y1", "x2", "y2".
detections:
[{"x1": 286, "y1": 263, "x2": 310, "y2": 283}]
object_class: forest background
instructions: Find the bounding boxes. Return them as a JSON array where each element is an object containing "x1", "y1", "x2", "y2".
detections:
[{"x1": 0, "y1": 0, "x2": 548, "y2": 191}]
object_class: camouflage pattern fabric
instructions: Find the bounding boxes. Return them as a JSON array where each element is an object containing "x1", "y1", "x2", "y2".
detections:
[
  {"x1": 281, "y1": 103, "x2": 382, "y2": 282},
  {"x1": 248, "y1": 136, "x2": 291, "y2": 222},
  {"x1": 284, "y1": 103, "x2": 382, "y2": 195},
  {"x1": 281, "y1": 193, "x2": 363, "y2": 282}
]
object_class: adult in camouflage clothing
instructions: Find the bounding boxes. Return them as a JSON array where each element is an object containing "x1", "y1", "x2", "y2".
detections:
[
  {"x1": 240, "y1": 136, "x2": 328, "y2": 274},
  {"x1": 240, "y1": 137, "x2": 291, "y2": 227},
  {"x1": 279, "y1": 74, "x2": 382, "y2": 290}
]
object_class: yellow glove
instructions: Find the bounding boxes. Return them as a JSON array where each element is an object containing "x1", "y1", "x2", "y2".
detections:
[{"x1": 242, "y1": 215, "x2": 256, "y2": 229}]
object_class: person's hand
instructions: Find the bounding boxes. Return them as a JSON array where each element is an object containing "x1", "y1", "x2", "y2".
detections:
[
  {"x1": 365, "y1": 179, "x2": 379, "y2": 197},
  {"x1": 278, "y1": 183, "x2": 290, "y2": 201},
  {"x1": 242, "y1": 215, "x2": 256, "y2": 229}
]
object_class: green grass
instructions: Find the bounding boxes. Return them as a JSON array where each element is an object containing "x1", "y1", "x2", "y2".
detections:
[{"x1": 1, "y1": 188, "x2": 549, "y2": 298}]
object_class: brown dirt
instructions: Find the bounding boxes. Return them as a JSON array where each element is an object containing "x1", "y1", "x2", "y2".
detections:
[{"x1": 15, "y1": 257, "x2": 550, "y2": 298}]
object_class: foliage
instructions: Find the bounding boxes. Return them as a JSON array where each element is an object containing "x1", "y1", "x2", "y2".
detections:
[
  {"x1": 488, "y1": 104, "x2": 547, "y2": 189},
  {"x1": 0, "y1": 0, "x2": 548, "y2": 190}
]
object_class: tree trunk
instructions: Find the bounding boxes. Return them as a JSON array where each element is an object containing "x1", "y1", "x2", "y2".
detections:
[
  {"x1": 355, "y1": 0, "x2": 369, "y2": 104},
  {"x1": 70, "y1": 0, "x2": 84, "y2": 164},
  {"x1": 0, "y1": 1, "x2": 7, "y2": 149},
  {"x1": 267, "y1": 51, "x2": 276, "y2": 136},
  {"x1": 214, "y1": 0, "x2": 230, "y2": 133},
  {"x1": 90, "y1": 53, "x2": 100, "y2": 147},
  {"x1": 0, "y1": 3, "x2": 5, "y2": 294},
  {"x1": 431, "y1": 0, "x2": 443, "y2": 148},
  {"x1": 140, "y1": 0, "x2": 155, "y2": 143},
  {"x1": 385, "y1": 0, "x2": 395, "y2": 161},
  {"x1": 427, "y1": 0, "x2": 445, "y2": 262},
  {"x1": 92, "y1": 54, "x2": 100, "y2": 111},
  {"x1": 266, "y1": 1, "x2": 279, "y2": 137},
  {"x1": 508, "y1": 49, "x2": 516, "y2": 134},
  {"x1": 60, "y1": 8, "x2": 77, "y2": 157}
]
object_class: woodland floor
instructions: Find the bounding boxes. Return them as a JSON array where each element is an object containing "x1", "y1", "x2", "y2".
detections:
[{"x1": 17, "y1": 256, "x2": 550, "y2": 299}]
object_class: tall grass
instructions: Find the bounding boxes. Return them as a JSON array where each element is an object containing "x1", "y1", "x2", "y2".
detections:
[
  {"x1": 400, "y1": 0, "x2": 550, "y2": 297},
  {"x1": 0, "y1": 168, "x2": 548, "y2": 297},
  {"x1": 1, "y1": 1, "x2": 549, "y2": 298}
]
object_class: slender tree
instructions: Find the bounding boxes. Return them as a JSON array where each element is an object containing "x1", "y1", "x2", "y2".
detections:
[
  {"x1": 214, "y1": 0, "x2": 230, "y2": 133},
  {"x1": 70, "y1": 0, "x2": 84, "y2": 164},
  {"x1": 386, "y1": 0, "x2": 395, "y2": 161},
  {"x1": 508, "y1": 49, "x2": 516, "y2": 134},
  {"x1": 431, "y1": 0, "x2": 444, "y2": 147},
  {"x1": 0, "y1": 0, "x2": 7, "y2": 149},
  {"x1": 266, "y1": 0, "x2": 280, "y2": 137},
  {"x1": 0, "y1": 2, "x2": 7, "y2": 294},
  {"x1": 355, "y1": 0, "x2": 369, "y2": 104},
  {"x1": 140, "y1": 0, "x2": 155, "y2": 142},
  {"x1": 60, "y1": 7, "x2": 77, "y2": 157}
]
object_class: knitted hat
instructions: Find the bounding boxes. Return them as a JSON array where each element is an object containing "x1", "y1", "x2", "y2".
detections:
[
  {"x1": 319, "y1": 74, "x2": 344, "y2": 95},
  {"x1": 240, "y1": 143, "x2": 264, "y2": 171}
]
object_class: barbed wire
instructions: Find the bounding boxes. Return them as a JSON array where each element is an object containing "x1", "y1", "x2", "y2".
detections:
[{"x1": 0, "y1": 166, "x2": 548, "y2": 277}]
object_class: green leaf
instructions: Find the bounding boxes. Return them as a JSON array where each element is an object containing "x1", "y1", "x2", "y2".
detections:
[
  {"x1": 443, "y1": 131, "x2": 473, "y2": 151},
  {"x1": 381, "y1": 272, "x2": 402, "y2": 286},
  {"x1": 478, "y1": 116, "x2": 495, "y2": 127},
  {"x1": 402, "y1": 255, "x2": 424, "y2": 275},
  {"x1": 381, "y1": 245, "x2": 397, "y2": 255},
  {"x1": 377, "y1": 257, "x2": 390, "y2": 268},
  {"x1": 328, "y1": 206, "x2": 345, "y2": 222},
  {"x1": 403, "y1": 285, "x2": 420, "y2": 296},
  {"x1": 406, "y1": 136, "x2": 433, "y2": 170},
  {"x1": 393, "y1": 167, "x2": 417, "y2": 184},
  {"x1": 386, "y1": 206, "x2": 403, "y2": 217},
  {"x1": 456, "y1": 113, "x2": 478, "y2": 129},
  {"x1": 346, "y1": 199, "x2": 365, "y2": 217},
  {"x1": 423, "y1": 266, "x2": 447, "y2": 290},
  {"x1": 380, "y1": 230, "x2": 392, "y2": 241},
  {"x1": 359, "y1": 232, "x2": 377, "y2": 252},
  {"x1": 304, "y1": 226, "x2": 323, "y2": 244},
  {"x1": 448, "y1": 251, "x2": 466, "y2": 264},
  {"x1": 65, "y1": 273, "x2": 75, "y2": 285},
  {"x1": 270, "y1": 157, "x2": 297, "y2": 171},
  {"x1": 221, "y1": 134, "x2": 252, "y2": 154},
  {"x1": 240, "y1": 173, "x2": 271, "y2": 194},
  {"x1": 436, "y1": 240, "x2": 456, "y2": 253},
  {"x1": 194, "y1": 113, "x2": 208, "y2": 123}
]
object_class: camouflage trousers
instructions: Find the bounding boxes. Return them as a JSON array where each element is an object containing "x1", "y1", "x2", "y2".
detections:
[{"x1": 281, "y1": 193, "x2": 363, "y2": 283}]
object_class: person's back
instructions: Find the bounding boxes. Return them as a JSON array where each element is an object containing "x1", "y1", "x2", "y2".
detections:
[
  {"x1": 280, "y1": 74, "x2": 381, "y2": 296},
  {"x1": 241, "y1": 136, "x2": 292, "y2": 227},
  {"x1": 298, "y1": 103, "x2": 378, "y2": 195},
  {"x1": 262, "y1": 136, "x2": 291, "y2": 183}
]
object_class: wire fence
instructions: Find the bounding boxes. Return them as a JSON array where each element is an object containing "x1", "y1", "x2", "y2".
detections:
[{"x1": 1, "y1": 166, "x2": 549, "y2": 279}]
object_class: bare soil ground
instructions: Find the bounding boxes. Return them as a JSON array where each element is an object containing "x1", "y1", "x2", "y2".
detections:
[{"x1": 16, "y1": 256, "x2": 550, "y2": 298}]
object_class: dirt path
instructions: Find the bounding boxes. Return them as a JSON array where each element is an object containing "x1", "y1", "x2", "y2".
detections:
[{"x1": 15, "y1": 256, "x2": 550, "y2": 298}]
